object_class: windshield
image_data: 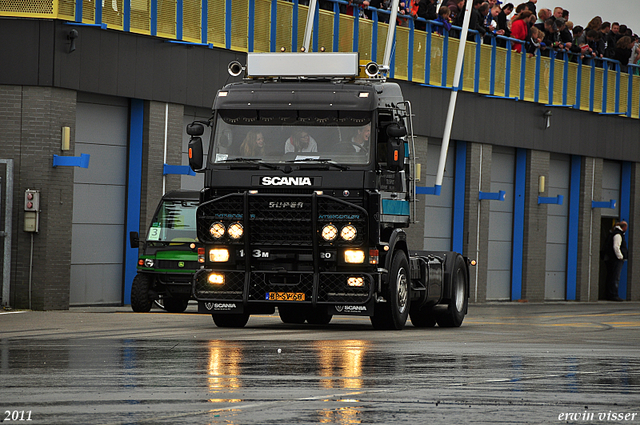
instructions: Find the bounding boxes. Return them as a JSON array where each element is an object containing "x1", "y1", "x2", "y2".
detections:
[
  {"x1": 210, "y1": 110, "x2": 373, "y2": 165},
  {"x1": 147, "y1": 200, "x2": 198, "y2": 242}
]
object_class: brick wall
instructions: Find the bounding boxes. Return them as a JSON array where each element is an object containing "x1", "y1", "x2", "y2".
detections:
[
  {"x1": 521, "y1": 150, "x2": 549, "y2": 302},
  {"x1": 0, "y1": 85, "x2": 76, "y2": 310}
]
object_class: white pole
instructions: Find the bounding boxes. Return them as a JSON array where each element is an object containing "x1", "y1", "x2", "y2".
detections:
[
  {"x1": 383, "y1": 0, "x2": 401, "y2": 69},
  {"x1": 434, "y1": 0, "x2": 473, "y2": 190},
  {"x1": 302, "y1": 0, "x2": 318, "y2": 52}
]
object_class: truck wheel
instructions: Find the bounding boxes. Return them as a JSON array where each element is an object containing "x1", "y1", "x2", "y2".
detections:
[
  {"x1": 410, "y1": 306, "x2": 437, "y2": 328},
  {"x1": 278, "y1": 305, "x2": 306, "y2": 324},
  {"x1": 435, "y1": 254, "x2": 468, "y2": 328},
  {"x1": 131, "y1": 274, "x2": 153, "y2": 312},
  {"x1": 212, "y1": 313, "x2": 250, "y2": 328},
  {"x1": 371, "y1": 251, "x2": 410, "y2": 330},
  {"x1": 305, "y1": 306, "x2": 332, "y2": 325},
  {"x1": 163, "y1": 297, "x2": 189, "y2": 313}
]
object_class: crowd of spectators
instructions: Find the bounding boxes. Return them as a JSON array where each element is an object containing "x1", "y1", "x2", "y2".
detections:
[{"x1": 295, "y1": 0, "x2": 640, "y2": 73}]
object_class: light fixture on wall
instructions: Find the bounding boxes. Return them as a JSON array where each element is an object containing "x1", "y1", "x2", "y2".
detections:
[
  {"x1": 539, "y1": 175, "x2": 545, "y2": 193},
  {"x1": 543, "y1": 110, "x2": 552, "y2": 129},
  {"x1": 61, "y1": 126, "x2": 70, "y2": 150},
  {"x1": 67, "y1": 29, "x2": 78, "y2": 53}
]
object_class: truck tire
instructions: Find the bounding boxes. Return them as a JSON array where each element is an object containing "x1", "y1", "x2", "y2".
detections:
[
  {"x1": 371, "y1": 250, "x2": 410, "y2": 330},
  {"x1": 435, "y1": 254, "x2": 468, "y2": 327},
  {"x1": 410, "y1": 306, "x2": 437, "y2": 327},
  {"x1": 163, "y1": 297, "x2": 189, "y2": 313},
  {"x1": 278, "y1": 305, "x2": 307, "y2": 324},
  {"x1": 305, "y1": 306, "x2": 332, "y2": 325},
  {"x1": 212, "y1": 313, "x2": 250, "y2": 328},
  {"x1": 131, "y1": 274, "x2": 153, "y2": 312}
]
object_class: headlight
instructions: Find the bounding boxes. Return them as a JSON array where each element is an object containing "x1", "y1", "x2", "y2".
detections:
[
  {"x1": 209, "y1": 222, "x2": 225, "y2": 239},
  {"x1": 344, "y1": 249, "x2": 365, "y2": 264},
  {"x1": 208, "y1": 273, "x2": 225, "y2": 285},
  {"x1": 227, "y1": 222, "x2": 244, "y2": 239},
  {"x1": 209, "y1": 248, "x2": 230, "y2": 262},
  {"x1": 341, "y1": 225, "x2": 357, "y2": 241},
  {"x1": 143, "y1": 258, "x2": 154, "y2": 268},
  {"x1": 347, "y1": 277, "x2": 365, "y2": 287},
  {"x1": 321, "y1": 224, "x2": 338, "y2": 241}
]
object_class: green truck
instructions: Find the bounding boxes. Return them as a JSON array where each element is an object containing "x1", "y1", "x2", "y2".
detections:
[{"x1": 129, "y1": 190, "x2": 201, "y2": 312}]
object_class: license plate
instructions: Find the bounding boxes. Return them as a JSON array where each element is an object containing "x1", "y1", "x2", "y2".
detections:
[{"x1": 266, "y1": 292, "x2": 305, "y2": 301}]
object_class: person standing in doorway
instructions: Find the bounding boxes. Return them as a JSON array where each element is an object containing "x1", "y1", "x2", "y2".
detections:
[{"x1": 603, "y1": 221, "x2": 628, "y2": 301}]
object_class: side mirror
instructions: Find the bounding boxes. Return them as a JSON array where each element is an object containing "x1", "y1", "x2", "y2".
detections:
[
  {"x1": 186, "y1": 122, "x2": 205, "y2": 136},
  {"x1": 386, "y1": 122, "x2": 407, "y2": 138},
  {"x1": 129, "y1": 231, "x2": 140, "y2": 249},
  {"x1": 188, "y1": 137, "x2": 204, "y2": 171},
  {"x1": 386, "y1": 138, "x2": 404, "y2": 172}
]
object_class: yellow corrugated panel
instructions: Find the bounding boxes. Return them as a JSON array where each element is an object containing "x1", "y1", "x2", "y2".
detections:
[
  {"x1": 552, "y1": 57, "x2": 564, "y2": 105},
  {"x1": 82, "y1": 0, "x2": 94, "y2": 23},
  {"x1": 0, "y1": 0, "x2": 53, "y2": 17},
  {"x1": 338, "y1": 14, "x2": 354, "y2": 53},
  {"x1": 357, "y1": 18, "x2": 372, "y2": 61},
  {"x1": 592, "y1": 68, "x2": 603, "y2": 113},
  {"x1": 230, "y1": 0, "x2": 247, "y2": 51},
  {"x1": 182, "y1": 0, "x2": 201, "y2": 42},
  {"x1": 296, "y1": 5, "x2": 307, "y2": 51},
  {"x1": 633, "y1": 75, "x2": 640, "y2": 118},
  {"x1": 606, "y1": 69, "x2": 617, "y2": 113},
  {"x1": 130, "y1": 0, "x2": 150, "y2": 34},
  {"x1": 429, "y1": 35, "x2": 443, "y2": 86},
  {"x1": 394, "y1": 26, "x2": 409, "y2": 80},
  {"x1": 493, "y1": 47, "x2": 507, "y2": 97},
  {"x1": 566, "y1": 62, "x2": 577, "y2": 107},
  {"x1": 317, "y1": 9, "x2": 334, "y2": 52},
  {"x1": 522, "y1": 56, "x2": 536, "y2": 102},
  {"x1": 460, "y1": 39, "x2": 475, "y2": 91},
  {"x1": 103, "y1": 0, "x2": 123, "y2": 30},
  {"x1": 477, "y1": 44, "x2": 491, "y2": 94},
  {"x1": 58, "y1": 0, "x2": 74, "y2": 20},
  {"x1": 254, "y1": 0, "x2": 271, "y2": 52},
  {"x1": 538, "y1": 57, "x2": 550, "y2": 104},
  {"x1": 445, "y1": 36, "x2": 458, "y2": 87},
  {"x1": 509, "y1": 51, "x2": 521, "y2": 98},
  {"x1": 207, "y1": 0, "x2": 224, "y2": 48},
  {"x1": 157, "y1": 0, "x2": 176, "y2": 38},
  {"x1": 619, "y1": 77, "x2": 629, "y2": 115},
  {"x1": 579, "y1": 65, "x2": 591, "y2": 111},
  {"x1": 276, "y1": 0, "x2": 293, "y2": 52},
  {"x1": 412, "y1": 31, "x2": 426, "y2": 83}
]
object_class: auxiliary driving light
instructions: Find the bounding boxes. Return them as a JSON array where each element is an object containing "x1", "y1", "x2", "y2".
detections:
[
  {"x1": 209, "y1": 248, "x2": 230, "y2": 262},
  {"x1": 208, "y1": 273, "x2": 225, "y2": 285},
  {"x1": 209, "y1": 222, "x2": 225, "y2": 239},
  {"x1": 321, "y1": 224, "x2": 338, "y2": 241},
  {"x1": 340, "y1": 225, "x2": 357, "y2": 241},
  {"x1": 227, "y1": 222, "x2": 244, "y2": 239},
  {"x1": 344, "y1": 249, "x2": 365, "y2": 264},
  {"x1": 347, "y1": 277, "x2": 365, "y2": 287}
]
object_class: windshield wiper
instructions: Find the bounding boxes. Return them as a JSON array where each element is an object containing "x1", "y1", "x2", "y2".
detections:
[
  {"x1": 285, "y1": 158, "x2": 349, "y2": 170},
  {"x1": 223, "y1": 158, "x2": 280, "y2": 170}
]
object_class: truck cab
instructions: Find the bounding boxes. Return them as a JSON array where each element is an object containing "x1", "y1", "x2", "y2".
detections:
[{"x1": 187, "y1": 53, "x2": 470, "y2": 329}]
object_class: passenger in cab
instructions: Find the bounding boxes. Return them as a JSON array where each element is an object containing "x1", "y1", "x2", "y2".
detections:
[{"x1": 284, "y1": 130, "x2": 318, "y2": 153}]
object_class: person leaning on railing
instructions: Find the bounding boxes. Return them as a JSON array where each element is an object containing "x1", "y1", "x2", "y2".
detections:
[{"x1": 510, "y1": 10, "x2": 534, "y2": 53}]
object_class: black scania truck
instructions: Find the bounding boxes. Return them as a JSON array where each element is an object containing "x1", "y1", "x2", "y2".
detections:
[{"x1": 186, "y1": 51, "x2": 471, "y2": 329}]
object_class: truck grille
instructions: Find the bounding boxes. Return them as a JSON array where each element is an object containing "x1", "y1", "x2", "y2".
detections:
[{"x1": 197, "y1": 193, "x2": 367, "y2": 246}]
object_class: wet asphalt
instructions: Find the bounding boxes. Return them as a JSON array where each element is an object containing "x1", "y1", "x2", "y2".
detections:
[{"x1": 1, "y1": 302, "x2": 639, "y2": 424}]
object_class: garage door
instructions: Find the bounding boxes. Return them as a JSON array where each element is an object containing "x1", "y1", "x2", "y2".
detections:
[
  {"x1": 422, "y1": 139, "x2": 455, "y2": 251},
  {"x1": 487, "y1": 146, "x2": 515, "y2": 300},
  {"x1": 70, "y1": 94, "x2": 129, "y2": 305},
  {"x1": 545, "y1": 154, "x2": 570, "y2": 300}
]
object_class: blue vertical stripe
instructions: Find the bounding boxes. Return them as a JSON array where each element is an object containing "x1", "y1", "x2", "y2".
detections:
[
  {"x1": 96, "y1": 0, "x2": 103, "y2": 26},
  {"x1": 619, "y1": 162, "x2": 631, "y2": 298},
  {"x1": 452, "y1": 141, "x2": 466, "y2": 254},
  {"x1": 151, "y1": 0, "x2": 157, "y2": 36},
  {"x1": 313, "y1": 1, "x2": 319, "y2": 52},
  {"x1": 511, "y1": 148, "x2": 526, "y2": 301},
  {"x1": 75, "y1": 0, "x2": 83, "y2": 22},
  {"x1": 333, "y1": 1, "x2": 340, "y2": 52},
  {"x1": 566, "y1": 155, "x2": 581, "y2": 300},
  {"x1": 292, "y1": 0, "x2": 298, "y2": 52},
  {"x1": 490, "y1": 37, "x2": 497, "y2": 95},
  {"x1": 270, "y1": 0, "x2": 277, "y2": 52},
  {"x1": 602, "y1": 62, "x2": 608, "y2": 113},
  {"x1": 202, "y1": 0, "x2": 208, "y2": 44},
  {"x1": 408, "y1": 21, "x2": 414, "y2": 81},
  {"x1": 225, "y1": 0, "x2": 232, "y2": 50},
  {"x1": 177, "y1": 0, "x2": 183, "y2": 40},
  {"x1": 125, "y1": 99, "x2": 144, "y2": 305},
  {"x1": 124, "y1": 0, "x2": 130, "y2": 31}
]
